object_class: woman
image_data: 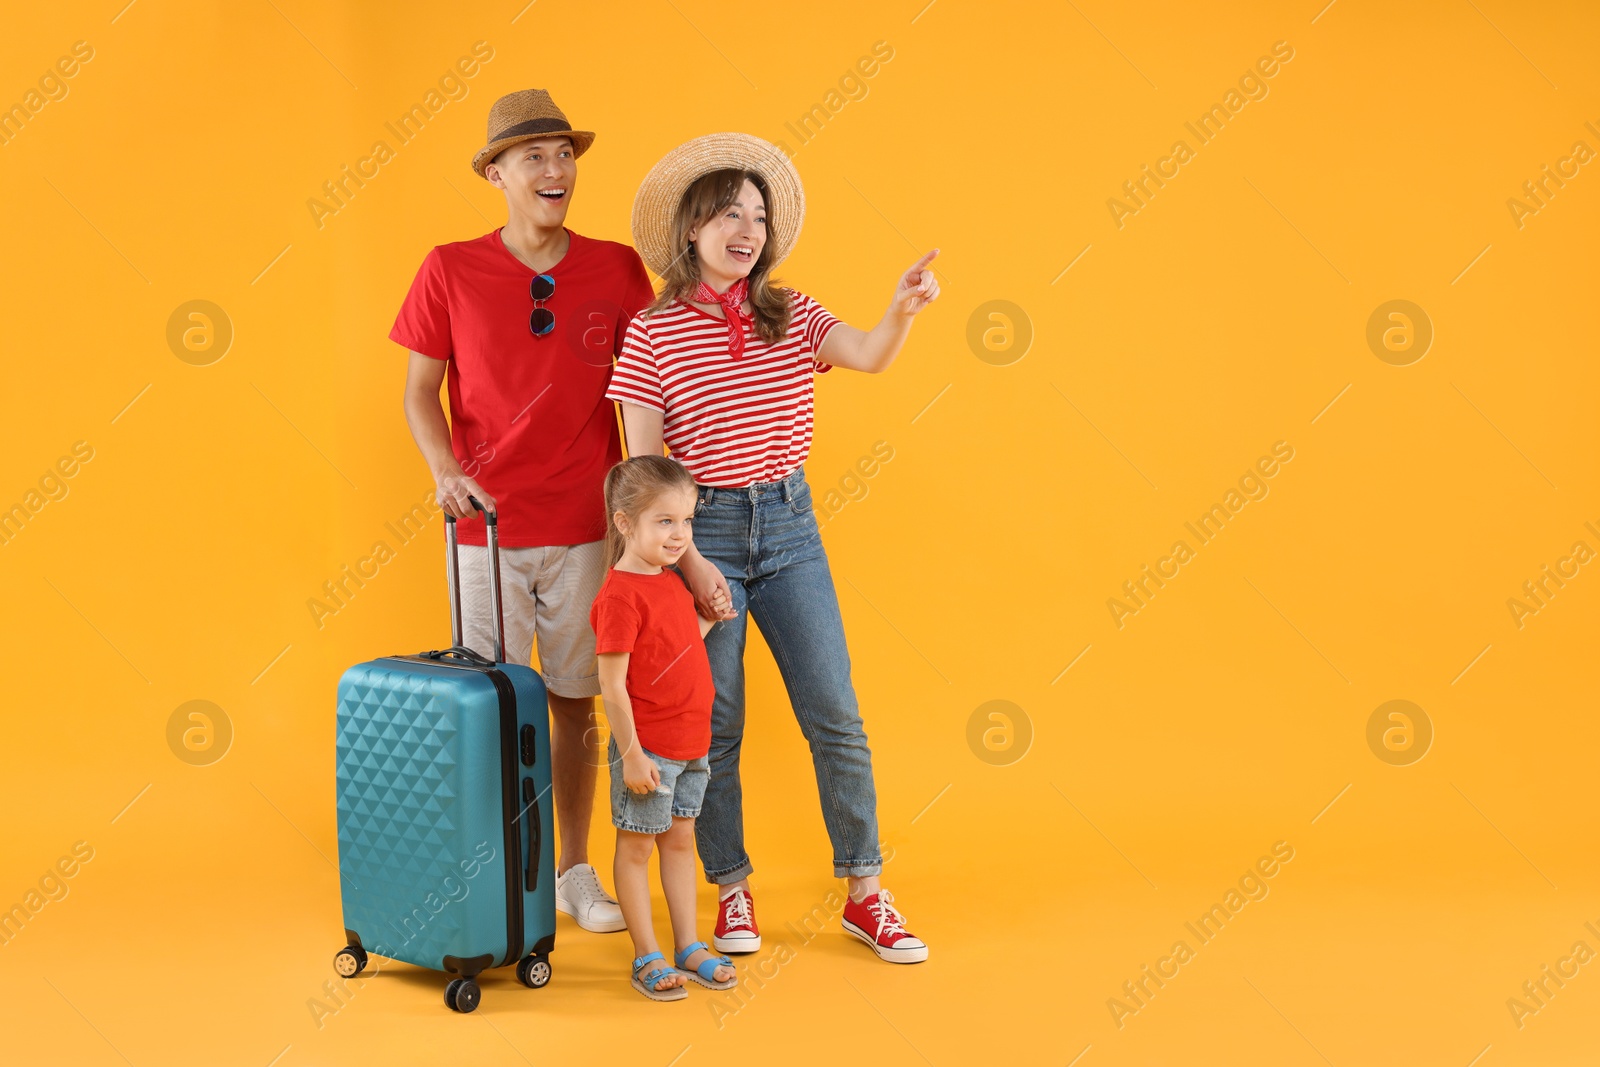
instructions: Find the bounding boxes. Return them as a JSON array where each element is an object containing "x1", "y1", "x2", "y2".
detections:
[{"x1": 605, "y1": 133, "x2": 939, "y2": 964}]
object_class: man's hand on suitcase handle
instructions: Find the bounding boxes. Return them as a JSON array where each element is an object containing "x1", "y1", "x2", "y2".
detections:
[{"x1": 436, "y1": 468, "x2": 496, "y2": 520}]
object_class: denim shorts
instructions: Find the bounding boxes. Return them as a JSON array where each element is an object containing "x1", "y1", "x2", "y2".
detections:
[{"x1": 607, "y1": 735, "x2": 709, "y2": 835}]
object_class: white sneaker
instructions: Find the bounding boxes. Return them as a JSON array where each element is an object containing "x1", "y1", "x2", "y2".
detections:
[{"x1": 555, "y1": 863, "x2": 626, "y2": 933}]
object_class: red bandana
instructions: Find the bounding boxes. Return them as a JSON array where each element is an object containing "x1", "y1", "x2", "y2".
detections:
[{"x1": 690, "y1": 276, "x2": 753, "y2": 359}]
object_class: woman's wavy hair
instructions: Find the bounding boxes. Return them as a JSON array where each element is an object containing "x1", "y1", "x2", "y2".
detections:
[
  {"x1": 602, "y1": 455, "x2": 699, "y2": 568},
  {"x1": 643, "y1": 167, "x2": 792, "y2": 344}
]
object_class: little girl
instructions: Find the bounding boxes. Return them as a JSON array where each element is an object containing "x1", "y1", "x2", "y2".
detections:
[{"x1": 589, "y1": 454, "x2": 740, "y2": 1000}]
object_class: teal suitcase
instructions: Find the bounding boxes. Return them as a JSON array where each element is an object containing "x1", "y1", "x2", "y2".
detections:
[{"x1": 332, "y1": 503, "x2": 555, "y2": 1012}]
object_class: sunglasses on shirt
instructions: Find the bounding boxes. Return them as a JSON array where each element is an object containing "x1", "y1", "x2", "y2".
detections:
[{"x1": 529, "y1": 273, "x2": 555, "y2": 337}]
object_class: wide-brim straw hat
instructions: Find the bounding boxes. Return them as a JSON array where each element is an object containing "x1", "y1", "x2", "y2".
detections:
[
  {"x1": 631, "y1": 133, "x2": 805, "y2": 277},
  {"x1": 473, "y1": 89, "x2": 594, "y2": 178}
]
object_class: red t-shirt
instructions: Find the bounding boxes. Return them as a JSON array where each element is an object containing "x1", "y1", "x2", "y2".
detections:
[
  {"x1": 390, "y1": 228, "x2": 656, "y2": 547},
  {"x1": 589, "y1": 567, "x2": 714, "y2": 760}
]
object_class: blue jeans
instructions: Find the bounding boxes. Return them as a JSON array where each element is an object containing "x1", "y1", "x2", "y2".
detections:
[{"x1": 688, "y1": 463, "x2": 883, "y2": 883}]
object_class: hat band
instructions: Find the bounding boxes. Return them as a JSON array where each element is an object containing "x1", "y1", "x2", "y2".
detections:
[{"x1": 490, "y1": 117, "x2": 575, "y2": 142}]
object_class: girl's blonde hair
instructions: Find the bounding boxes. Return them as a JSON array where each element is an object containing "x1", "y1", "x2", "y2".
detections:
[
  {"x1": 643, "y1": 167, "x2": 792, "y2": 345},
  {"x1": 602, "y1": 455, "x2": 699, "y2": 568}
]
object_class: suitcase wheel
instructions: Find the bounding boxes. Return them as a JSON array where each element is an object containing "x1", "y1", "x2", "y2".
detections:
[
  {"x1": 445, "y1": 977, "x2": 481, "y2": 1013},
  {"x1": 517, "y1": 953, "x2": 552, "y2": 989},
  {"x1": 334, "y1": 945, "x2": 368, "y2": 978}
]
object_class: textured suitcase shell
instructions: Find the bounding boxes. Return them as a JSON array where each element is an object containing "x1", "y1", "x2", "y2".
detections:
[{"x1": 335, "y1": 654, "x2": 555, "y2": 976}]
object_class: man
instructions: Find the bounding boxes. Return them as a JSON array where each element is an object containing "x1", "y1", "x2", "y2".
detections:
[{"x1": 391, "y1": 89, "x2": 655, "y2": 933}]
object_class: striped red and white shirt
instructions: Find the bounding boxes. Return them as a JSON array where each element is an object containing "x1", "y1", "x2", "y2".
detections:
[{"x1": 607, "y1": 290, "x2": 840, "y2": 487}]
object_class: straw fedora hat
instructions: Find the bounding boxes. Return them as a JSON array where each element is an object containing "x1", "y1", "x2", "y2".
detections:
[
  {"x1": 472, "y1": 89, "x2": 594, "y2": 178},
  {"x1": 631, "y1": 133, "x2": 805, "y2": 277}
]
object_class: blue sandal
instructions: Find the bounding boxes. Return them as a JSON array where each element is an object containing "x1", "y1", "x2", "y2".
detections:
[
  {"x1": 632, "y1": 951, "x2": 687, "y2": 1001},
  {"x1": 675, "y1": 941, "x2": 737, "y2": 989}
]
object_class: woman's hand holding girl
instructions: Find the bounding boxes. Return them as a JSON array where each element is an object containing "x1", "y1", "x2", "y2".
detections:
[{"x1": 682, "y1": 549, "x2": 738, "y2": 621}]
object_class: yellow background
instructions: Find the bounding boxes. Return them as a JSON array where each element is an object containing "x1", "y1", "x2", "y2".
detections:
[{"x1": 2, "y1": 1, "x2": 1597, "y2": 1064}]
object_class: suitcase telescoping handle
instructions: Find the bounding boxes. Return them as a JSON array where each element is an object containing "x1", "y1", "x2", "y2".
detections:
[{"x1": 444, "y1": 496, "x2": 506, "y2": 664}]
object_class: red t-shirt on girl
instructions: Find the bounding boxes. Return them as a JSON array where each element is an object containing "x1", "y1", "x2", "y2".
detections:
[
  {"x1": 607, "y1": 289, "x2": 841, "y2": 488},
  {"x1": 389, "y1": 227, "x2": 656, "y2": 547},
  {"x1": 589, "y1": 567, "x2": 714, "y2": 760}
]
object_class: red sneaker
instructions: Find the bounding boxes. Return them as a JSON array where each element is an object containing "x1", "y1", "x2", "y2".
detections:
[
  {"x1": 842, "y1": 889, "x2": 927, "y2": 964},
  {"x1": 713, "y1": 886, "x2": 761, "y2": 954}
]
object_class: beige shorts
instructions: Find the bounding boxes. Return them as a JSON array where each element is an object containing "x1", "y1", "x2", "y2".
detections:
[{"x1": 447, "y1": 539, "x2": 607, "y2": 699}]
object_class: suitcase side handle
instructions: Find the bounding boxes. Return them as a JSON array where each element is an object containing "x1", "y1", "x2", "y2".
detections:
[
  {"x1": 522, "y1": 776, "x2": 542, "y2": 893},
  {"x1": 444, "y1": 496, "x2": 506, "y2": 664}
]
